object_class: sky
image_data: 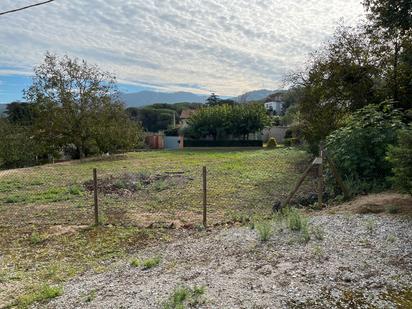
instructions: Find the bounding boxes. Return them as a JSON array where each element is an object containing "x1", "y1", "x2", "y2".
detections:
[{"x1": 0, "y1": 0, "x2": 365, "y2": 103}]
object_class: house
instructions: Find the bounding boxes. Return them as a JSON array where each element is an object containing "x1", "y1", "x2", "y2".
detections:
[
  {"x1": 179, "y1": 109, "x2": 196, "y2": 127},
  {"x1": 264, "y1": 101, "x2": 284, "y2": 114},
  {"x1": 264, "y1": 92, "x2": 285, "y2": 115}
]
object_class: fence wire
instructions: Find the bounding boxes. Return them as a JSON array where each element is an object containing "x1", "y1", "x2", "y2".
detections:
[{"x1": 0, "y1": 150, "x2": 318, "y2": 232}]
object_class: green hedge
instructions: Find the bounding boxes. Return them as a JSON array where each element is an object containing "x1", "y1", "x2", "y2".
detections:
[{"x1": 184, "y1": 139, "x2": 263, "y2": 147}]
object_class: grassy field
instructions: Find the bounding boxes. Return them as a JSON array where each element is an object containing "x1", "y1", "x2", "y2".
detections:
[{"x1": 0, "y1": 148, "x2": 313, "y2": 308}]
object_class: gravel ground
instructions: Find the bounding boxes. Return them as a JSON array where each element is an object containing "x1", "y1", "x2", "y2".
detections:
[{"x1": 42, "y1": 214, "x2": 412, "y2": 309}]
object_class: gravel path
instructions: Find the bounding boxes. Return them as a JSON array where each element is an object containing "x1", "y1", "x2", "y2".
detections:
[{"x1": 42, "y1": 214, "x2": 412, "y2": 309}]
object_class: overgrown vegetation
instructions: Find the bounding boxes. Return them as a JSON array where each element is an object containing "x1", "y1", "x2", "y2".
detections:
[
  {"x1": 130, "y1": 257, "x2": 161, "y2": 269},
  {"x1": 326, "y1": 103, "x2": 404, "y2": 193}
]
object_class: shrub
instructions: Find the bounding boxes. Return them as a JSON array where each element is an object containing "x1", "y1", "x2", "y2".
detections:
[
  {"x1": 387, "y1": 125, "x2": 412, "y2": 194},
  {"x1": 284, "y1": 138, "x2": 299, "y2": 147},
  {"x1": 326, "y1": 103, "x2": 404, "y2": 193},
  {"x1": 266, "y1": 137, "x2": 277, "y2": 149}
]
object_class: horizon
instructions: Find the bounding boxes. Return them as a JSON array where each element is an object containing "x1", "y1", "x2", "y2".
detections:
[{"x1": 0, "y1": 0, "x2": 364, "y2": 103}]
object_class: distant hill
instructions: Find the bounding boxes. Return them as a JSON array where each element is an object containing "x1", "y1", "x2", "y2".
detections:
[
  {"x1": 234, "y1": 89, "x2": 284, "y2": 102},
  {"x1": 119, "y1": 91, "x2": 208, "y2": 107},
  {"x1": 0, "y1": 104, "x2": 7, "y2": 116}
]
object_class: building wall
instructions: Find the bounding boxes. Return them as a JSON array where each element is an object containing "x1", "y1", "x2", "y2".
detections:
[{"x1": 261, "y1": 126, "x2": 289, "y2": 143}]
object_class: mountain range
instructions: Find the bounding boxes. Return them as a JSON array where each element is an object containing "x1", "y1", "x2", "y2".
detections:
[
  {"x1": 119, "y1": 89, "x2": 282, "y2": 107},
  {"x1": 0, "y1": 89, "x2": 284, "y2": 113}
]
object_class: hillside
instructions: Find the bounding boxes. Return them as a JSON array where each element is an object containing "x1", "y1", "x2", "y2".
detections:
[{"x1": 119, "y1": 91, "x2": 208, "y2": 107}]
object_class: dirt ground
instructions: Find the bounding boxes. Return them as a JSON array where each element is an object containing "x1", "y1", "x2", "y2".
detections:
[{"x1": 40, "y1": 193, "x2": 412, "y2": 309}]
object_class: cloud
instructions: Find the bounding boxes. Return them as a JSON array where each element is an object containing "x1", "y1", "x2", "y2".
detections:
[{"x1": 0, "y1": 0, "x2": 364, "y2": 95}]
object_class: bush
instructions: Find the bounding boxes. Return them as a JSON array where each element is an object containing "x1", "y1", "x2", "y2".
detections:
[
  {"x1": 266, "y1": 138, "x2": 277, "y2": 149},
  {"x1": 387, "y1": 125, "x2": 412, "y2": 194},
  {"x1": 284, "y1": 138, "x2": 299, "y2": 147},
  {"x1": 326, "y1": 103, "x2": 404, "y2": 193}
]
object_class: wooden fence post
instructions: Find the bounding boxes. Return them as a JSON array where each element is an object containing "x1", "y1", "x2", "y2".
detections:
[
  {"x1": 202, "y1": 166, "x2": 207, "y2": 228},
  {"x1": 282, "y1": 161, "x2": 314, "y2": 208},
  {"x1": 93, "y1": 168, "x2": 99, "y2": 226}
]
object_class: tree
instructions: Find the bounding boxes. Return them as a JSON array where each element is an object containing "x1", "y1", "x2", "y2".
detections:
[
  {"x1": 205, "y1": 93, "x2": 220, "y2": 106},
  {"x1": 187, "y1": 103, "x2": 269, "y2": 140},
  {"x1": 5, "y1": 102, "x2": 34, "y2": 125},
  {"x1": 363, "y1": 0, "x2": 412, "y2": 33},
  {"x1": 25, "y1": 53, "x2": 142, "y2": 158}
]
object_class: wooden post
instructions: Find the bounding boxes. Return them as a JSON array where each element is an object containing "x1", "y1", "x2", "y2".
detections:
[
  {"x1": 202, "y1": 166, "x2": 207, "y2": 228},
  {"x1": 93, "y1": 168, "x2": 99, "y2": 226},
  {"x1": 324, "y1": 150, "x2": 350, "y2": 200},
  {"x1": 318, "y1": 143, "x2": 324, "y2": 207},
  {"x1": 282, "y1": 161, "x2": 314, "y2": 208}
]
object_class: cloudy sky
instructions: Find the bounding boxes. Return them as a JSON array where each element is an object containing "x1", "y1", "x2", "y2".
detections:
[{"x1": 0, "y1": 0, "x2": 364, "y2": 102}]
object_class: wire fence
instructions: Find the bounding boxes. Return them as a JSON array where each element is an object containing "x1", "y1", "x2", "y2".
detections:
[{"x1": 0, "y1": 149, "x2": 318, "y2": 232}]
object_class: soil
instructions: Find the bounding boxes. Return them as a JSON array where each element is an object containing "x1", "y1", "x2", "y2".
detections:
[
  {"x1": 83, "y1": 172, "x2": 193, "y2": 195},
  {"x1": 41, "y1": 194, "x2": 412, "y2": 309}
]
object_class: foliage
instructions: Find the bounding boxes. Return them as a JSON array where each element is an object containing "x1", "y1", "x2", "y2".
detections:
[
  {"x1": 25, "y1": 53, "x2": 143, "y2": 159},
  {"x1": 0, "y1": 119, "x2": 39, "y2": 168},
  {"x1": 363, "y1": 0, "x2": 412, "y2": 33},
  {"x1": 387, "y1": 125, "x2": 412, "y2": 193},
  {"x1": 326, "y1": 103, "x2": 404, "y2": 191},
  {"x1": 5, "y1": 102, "x2": 34, "y2": 125},
  {"x1": 130, "y1": 257, "x2": 161, "y2": 269},
  {"x1": 187, "y1": 103, "x2": 270, "y2": 140},
  {"x1": 266, "y1": 138, "x2": 277, "y2": 149}
]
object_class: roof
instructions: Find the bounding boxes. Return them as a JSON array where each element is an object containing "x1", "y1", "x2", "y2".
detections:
[{"x1": 180, "y1": 109, "x2": 196, "y2": 119}]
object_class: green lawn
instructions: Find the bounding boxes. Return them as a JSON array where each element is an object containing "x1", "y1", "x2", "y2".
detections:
[{"x1": 0, "y1": 148, "x2": 312, "y2": 308}]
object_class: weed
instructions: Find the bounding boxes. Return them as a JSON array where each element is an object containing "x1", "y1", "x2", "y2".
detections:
[
  {"x1": 311, "y1": 225, "x2": 325, "y2": 240},
  {"x1": 163, "y1": 285, "x2": 205, "y2": 309},
  {"x1": 29, "y1": 232, "x2": 45, "y2": 245},
  {"x1": 386, "y1": 234, "x2": 397, "y2": 243},
  {"x1": 311, "y1": 245, "x2": 324, "y2": 260},
  {"x1": 83, "y1": 289, "x2": 97, "y2": 303},
  {"x1": 300, "y1": 224, "x2": 311, "y2": 243},
  {"x1": 284, "y1": 207, "x2": 305, "y2": 231},
  {"x1": 365, "y1": 218, "x2": 376, "y2": 235},
  {"x1": 130, "y1": 257, "x2": 161, "y2": 269},
  {"x1": 255, "y1": 220, "x2": 273, "y2": 241},
  {"x1": 16, "y1": 284, "x2": 63, "y2": 308},
  {"x1": 153, "y1": 180, "x2": 168, "y2": 191},
  {"x1": 68, "y1": 184, "x2": 83, "y2": 196}
]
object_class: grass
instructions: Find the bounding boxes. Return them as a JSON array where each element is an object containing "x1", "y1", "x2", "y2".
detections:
[
  {"x1": 130, "y1": 256, "x2": 161, "y2": 269},
  {"x1": 163, "y1": 285, "x2": 205, "y2": 309},
  {"x1": 15, "y1": 284, "x2": 63, "y2": 308},
  {"x1": 0, "y1": 148, "x2": 312, "y2": 306},
  {"x1": 255, "y1": 220, "x2": 273, "y2": 241}
]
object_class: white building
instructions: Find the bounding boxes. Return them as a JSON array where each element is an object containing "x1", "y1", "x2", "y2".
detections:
[{"x1": 264, "y1": 101, "x2": 284, "y2": 115}]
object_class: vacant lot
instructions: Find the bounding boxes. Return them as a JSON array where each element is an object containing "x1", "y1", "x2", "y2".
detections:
[
  {"x1": 0, "y1": 148, "x2": 313, "y2": 308},
  {"x1": 40, "y1": 194, "x2": 412, "y2": 309}
]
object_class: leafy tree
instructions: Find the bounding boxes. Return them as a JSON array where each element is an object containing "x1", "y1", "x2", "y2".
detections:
[
  {"x1": 5, "y1": 102, "x2": 34, "y2": 125},
  {"x1": 387, "y1": 125, "x2": 412, "y2": 193},
  {"x1": 363, "y1": 0, "x2": 412, "y2": 33},
  {"x1": 0, "y1": 119, "x2": 38, "y2": 168},
  {"x1": 187, "y1": 103, "x2": 269, "y2": 140},
  {"x1": 326, "y1": 103, "x2": 404, "y2": 191},
  {"x1": 25, "y1": 53, "x2": 142, "y2": 158}
]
